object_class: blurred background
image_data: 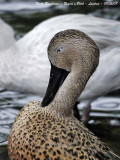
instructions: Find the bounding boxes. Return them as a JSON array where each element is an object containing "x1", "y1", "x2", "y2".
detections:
[
  {"x1": 0, "y1": 0, "x2": 120, "y2": 159},
  {"x1": 0, "y1": 0, "x2": 120, "y2": 38}
]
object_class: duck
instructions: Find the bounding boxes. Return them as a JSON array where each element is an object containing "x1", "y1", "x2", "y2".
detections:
[
  {"x1": 8, "y1": 29, "x2": 120, "y2": 160},
  {"x1": 1, "y1": 14, "x2": 120, "y2": 123},
  {"x1": 0, "y1": 18, "x2": 15, "y2": 50}
]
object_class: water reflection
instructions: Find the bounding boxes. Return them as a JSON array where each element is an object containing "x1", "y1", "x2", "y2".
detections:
[
  {"x1": 0, "y1": 1, "x2": 53, "y2": 12},
  {"x1": 91, "y1": 8, "x2": 120, "y2": 20},
  {"x1": 80, "y1": 97, "x2": 120, "y2": 111}
]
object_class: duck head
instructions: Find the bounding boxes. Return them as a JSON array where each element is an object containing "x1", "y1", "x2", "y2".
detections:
[{"x1": 42, "y1": 29, "x2": 99, "y2": 108}]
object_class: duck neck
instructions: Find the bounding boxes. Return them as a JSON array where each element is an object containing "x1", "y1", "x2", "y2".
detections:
[{"x1": 51, "y1": 65, "x2": 91, "y2": 117}]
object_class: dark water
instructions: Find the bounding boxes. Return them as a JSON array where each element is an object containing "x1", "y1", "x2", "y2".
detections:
[{"x1": 0, "y1": 0, "x2": 120, "y2": 159}]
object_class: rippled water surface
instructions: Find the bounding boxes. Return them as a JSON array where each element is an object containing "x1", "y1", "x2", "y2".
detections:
[{"x1": 0, "y1": 0, "x2": 120, "y2": 159}]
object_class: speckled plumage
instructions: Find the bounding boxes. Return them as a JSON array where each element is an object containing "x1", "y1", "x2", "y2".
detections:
[
  {"x1": 8, "y1": 101, "x2": 120, "y2": 160},
  {"x1": 8, "y1": 30, "x2": 120, "y2": 160}
]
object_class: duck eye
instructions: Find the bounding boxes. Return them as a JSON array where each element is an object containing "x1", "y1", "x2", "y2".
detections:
[{"x1": 57, "y1": 47, "x2": 62, "y2": 53}]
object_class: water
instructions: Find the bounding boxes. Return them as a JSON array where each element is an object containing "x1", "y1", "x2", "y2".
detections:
[{"x1": 0, "y1": 0, "x2": 120, "y2": 159}]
